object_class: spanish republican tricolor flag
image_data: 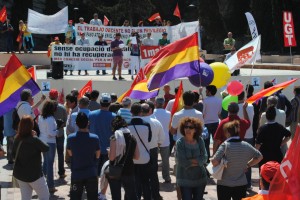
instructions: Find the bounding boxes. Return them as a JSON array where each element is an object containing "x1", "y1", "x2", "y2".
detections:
[
  {"x1": 144, "y1": 33, "x2": 200, "y2": 91},
  {"x1": 0, "y1": 55, "x2": 40, "y2": 116}
]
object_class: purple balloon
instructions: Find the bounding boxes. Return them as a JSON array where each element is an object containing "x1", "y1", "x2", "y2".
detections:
[{"x1": 188, "y1": 62, "x2": 214, "y2": 87}]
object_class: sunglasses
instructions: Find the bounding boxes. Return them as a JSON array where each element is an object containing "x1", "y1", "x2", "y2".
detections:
[{"x1": 184, "y1": 125, "x2": 195, "y2": 130}]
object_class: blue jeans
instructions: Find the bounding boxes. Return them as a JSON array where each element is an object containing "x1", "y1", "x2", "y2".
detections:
[
  {"x1": 108, "y1": 175, "x2": 138, "y2": 200},
  {"x1": 204, "y1": 122, "x2": 219, "y2": 161},
  {"x1": 180, "y1": 184, "x2": 206, "y2": 200},
  {"x1": 244, "y1": 138, "x2": 253, "y2": 188},
  {"x1": 43, "y1": 143, "x2": 56, "y2": 188},
  {"x1": 56, "y1": 136, "x2": 65, "y2": 176}
]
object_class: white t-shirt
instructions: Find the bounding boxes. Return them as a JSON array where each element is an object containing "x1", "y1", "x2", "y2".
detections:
[
  {"x1": 90, "y1": 18, "x2": 103, "y2": 26},
  {"x1": 203, "y1": 96, "x2": 222, "y2": 124},
  {"x1": 142, "y1": 37, "x2": 155, "y2": 46},
  {"x1": 171, "y1": 108, "x2": 204, "y2": 140},
  {"x1": 260, "y1": 108, "x2": 286, "y2": 127},
  {"x1": 142, "y1": 116, "x2": 165, "y2": 149},
  {"x1": 165, "y1": 99, "x2": 175, "y2": 112},
  {"x1": 238, "y1": 103, "x2": 254, "y2": 139},
  {"x1": 153, "y1": 109, "x2": 171, "y2": 147}
]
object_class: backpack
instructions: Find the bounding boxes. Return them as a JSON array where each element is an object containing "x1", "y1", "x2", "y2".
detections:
[{"x1": 12, "y1": 103, "x2": 25, "y2": 131}]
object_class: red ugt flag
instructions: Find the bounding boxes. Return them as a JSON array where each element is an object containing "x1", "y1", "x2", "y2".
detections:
[
  {"x1": 0, "y1": 6, "x2": 7, "y2": 23},
  {"x1": 283, "y1": 11, "x2": 297, "y2": 47},
  {"x1": 78, "y1": 80, "x2": 92, "y2": 98},
  {"x1": 269, "y1": 125, "x2": 300, "y2": 200}
]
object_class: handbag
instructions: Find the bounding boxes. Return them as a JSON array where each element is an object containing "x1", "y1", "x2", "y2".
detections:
[
  {"x1": 12, "y1": 140, "x2": 23, "y2": 188},
  {"x1": 206, "y1": 141, "x2": 228, "y2": 180},
  {"x1": 105, "y1": 135, "x2": 132, "y2": 180}
]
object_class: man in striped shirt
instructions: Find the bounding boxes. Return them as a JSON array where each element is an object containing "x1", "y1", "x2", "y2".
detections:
[{"x1": 117, "y1": 97, "x2": 132, "y2": 123}]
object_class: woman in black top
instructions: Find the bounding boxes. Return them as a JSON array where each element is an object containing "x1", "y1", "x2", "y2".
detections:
[
  {"x1": 12, "y1": 115, "x2": 50, "y2": 200},
  {"x1": 256, "y1": 106, "x2": 291, "y2": 168},
  {"x1": 108, "y1": 116, "x2": 139, "y2": 200}
]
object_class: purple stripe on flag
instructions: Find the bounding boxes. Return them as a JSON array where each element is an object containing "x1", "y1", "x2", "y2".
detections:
[
  {"x1": 147, "y1": 60, "x2": 200, "y2": 90},
  {"x1": 129, "y1": 90, "x2": 159, "y2": 100},
  {"x1": 0, "y1": 79, "x2": 40, "y2": 116}
]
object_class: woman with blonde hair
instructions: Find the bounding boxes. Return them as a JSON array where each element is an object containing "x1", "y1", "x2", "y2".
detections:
[{"x1": 12, "y1": 115, "x2": 49, "y2": 199}]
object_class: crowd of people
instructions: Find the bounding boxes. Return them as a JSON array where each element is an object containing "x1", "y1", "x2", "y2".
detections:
[{"x1": 0, "y1": 79, "x2": 298, "y2": 200}]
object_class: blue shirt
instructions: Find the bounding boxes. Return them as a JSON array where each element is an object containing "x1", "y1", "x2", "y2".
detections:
[
  {"x1": 70, "y1": 109, "x2": 90, "y2": 133},
  {"x1": 89, "y1": 109, "x2": 116, "y2": 154},
  {"x1": 3, "y1": 109, "x2": 16, "y2": 137},
  {"x1": 67, "y1": 131, "x2": 100, "y2": 180}
]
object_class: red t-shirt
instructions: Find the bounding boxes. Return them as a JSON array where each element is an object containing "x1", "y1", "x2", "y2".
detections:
[
  {"x1": 164, "y1": 93, "x2": 175, "y2": 108},
  {"x1": 214, "y1": 115, "x2": 250, "y2": 143}
]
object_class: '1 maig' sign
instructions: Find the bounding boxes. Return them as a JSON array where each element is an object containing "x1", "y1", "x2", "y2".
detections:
[{"x1": 283, "y1": 11, "x2": 297, "y2": 47}]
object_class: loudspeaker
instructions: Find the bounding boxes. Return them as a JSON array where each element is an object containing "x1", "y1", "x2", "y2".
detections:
[{"x1": 52, "y1": 61, "x2": 64, "y2": 79}]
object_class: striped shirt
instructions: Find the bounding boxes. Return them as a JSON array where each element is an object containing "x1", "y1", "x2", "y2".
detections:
[
  {"x1": 117, "y1": 108, "x2": 132, "y2": 124},
  {"x1": 213, "y1": 139, "x2": 262, "y2": 187}
]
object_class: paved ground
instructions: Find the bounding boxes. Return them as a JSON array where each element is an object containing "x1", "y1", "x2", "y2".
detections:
[{"x1": 0, "y1": 144, "x2": 260, "y2": 200}]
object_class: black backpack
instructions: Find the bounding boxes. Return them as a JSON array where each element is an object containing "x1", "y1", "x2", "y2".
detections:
[{"x1": 12, "y1": 103, "x2": 25, "y2": 131}]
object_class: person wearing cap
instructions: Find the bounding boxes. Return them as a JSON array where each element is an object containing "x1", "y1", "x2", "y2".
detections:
[
  {"x1": 49, "y1": 89, "x2": 68, "y2": 179},
  {"x1": 111, "y1": 33, "x2": 125, "y2": 80},
  {"x1": 77, "y1": 32, "x2": 90, "y2": 75},
  {"x1": 90, "y1": 13, "x2": 103, "y2": 26},
  {"x1": 67, "y1": 97, "x2": 90, "y2": 134},
  {"x1": 158, "y1": 32, "x2": 170, "y2": 47},
  {"x1": 213, "y1": 102, "x2": 250, "y2": 155},
  {"x1": 65, "y1": 20, "x2": 75, "y2": 42},
  {"x1": 79, "y1": 17, "x2": 86, "y2": 24},
  {"x1": 142, "y1": 32, "x2": 155, "y2": 46},
  {"x1": 89, "y1": 93, "x2": 116, "y2": 175},
  {"x1": 88, "y1": 90, "x2": 101, "y2": 111},
  {"x1": 255, "y1": 106, "x2": 291, "y2": 169},
  {"x1": 153, "y1": 97, "x2": 172, "y2": 183},
  {"x1": 212, "y1": 120, "x2": 262, "y2": 200},
  {"x1": 242, "y1": 161, "x2": 280, "y2": 200},
  {"x1": 117, "y1": 97, "x2": 132, "y2": 123},
  {"x1": 94, "y1": 34, "x2": 108, "y2": 75}
]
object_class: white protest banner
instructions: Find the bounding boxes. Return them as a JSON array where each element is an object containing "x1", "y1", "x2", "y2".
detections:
[
  {"x1": 75, "y1": 21, "x2": 199, "y2": 45},
  {"x1": 245, "y1": 12, "x2": 258, "y2": 39},
  {"x1": 27, "y1": 7, "x2": 68, "y2": 34},
  {"x1": 52, "y1": 45, "x2": 132, "y2": 70},
  {"x1": 225, "y1": 35, "x2": 261, "y2": 72}
]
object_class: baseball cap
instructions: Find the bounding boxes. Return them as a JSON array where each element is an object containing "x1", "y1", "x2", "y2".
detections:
[
  {"x1": 162, "y1": 32, "x2": 168, "y2": 35},
  {"x1": 122, "y1": 97, "x2": 132, "y2": 106},
  {"x1": 260, "y1": 161, "x2": 280, "y2": 183},
  {"x1": 100, "y1": 93, "x2": 111, "y2": 103},
  {"x1": 49, "y1": 89, "x2": 59, "y2": 99}
]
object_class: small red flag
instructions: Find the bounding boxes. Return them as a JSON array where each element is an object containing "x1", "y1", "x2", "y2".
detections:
[
  {"x1": 104, "y1": 15, "x2": 109, "y2": 26},
  {"x1": 269, "y1": 125, "x2": 300, "y2": 200},
  {"x1": 0, "y1": 6, "x2": 7, "y2": 23},
  {"x1": 58, "y1": 88, "x2": 65, "y2": 104},
  {"x1": 27, "y1": 66, "x2": 37, "y2": 81},
  {"x1": 148, "y1": 13, "x2": 161, "y2": 22},
  {"x1": 78, "y1": 80, "x2": 93, "y2": 98},
  {"x1": 171, "y1": 81, "x2": 183, "y2": 117},
  {"x1": 173, "y1": 4, "x2": 181, "y2": 19}
]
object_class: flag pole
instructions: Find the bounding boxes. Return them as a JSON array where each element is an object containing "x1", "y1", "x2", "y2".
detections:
[{"x1": 290, "y1": 46, "x2": 293, "y2": 64}]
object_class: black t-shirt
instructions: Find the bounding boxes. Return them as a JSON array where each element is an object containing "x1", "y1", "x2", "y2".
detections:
[
  {"x1": 256, "y1": 122, "x2": 291, "y2": 165},
  {"x1": 12, "y1": 136, "x2": 49, "y2": 182},
  {"x1": 110, "y1": 132, "x2": 137, "y2": 176}
]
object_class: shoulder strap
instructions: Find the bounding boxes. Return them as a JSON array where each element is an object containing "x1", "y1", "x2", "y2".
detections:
[
  {"x1": 13, "y1": 140, "x2": 23, "y2": 168},
  {"x1": 224, "y1": 142, "x2": 228, "y2": 157},
  {"x1": 17, "y1": 102, "x2": 26, "y2": 111},
  {"x1": 119, "y1": 135, "x2": 132, "y2": 165},
  {"x1": 133, "y1": 124, "x2": 150, "y2": 155}
]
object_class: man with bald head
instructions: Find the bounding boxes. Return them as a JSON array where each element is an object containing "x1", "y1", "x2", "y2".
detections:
[{"x1": 223, "y1": 32, "x2": 235, "y2": 54}]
